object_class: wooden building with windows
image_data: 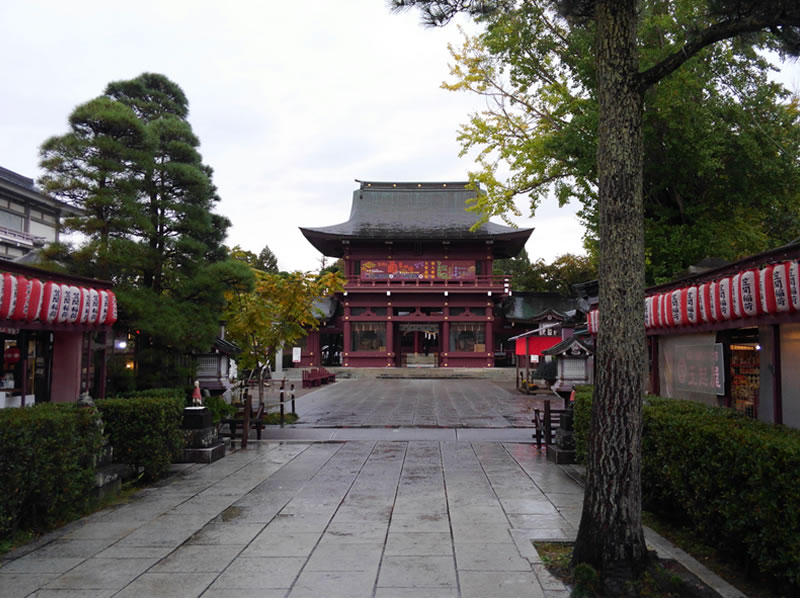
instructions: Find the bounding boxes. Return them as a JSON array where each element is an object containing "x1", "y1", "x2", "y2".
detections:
[
  {"x1": 0, "y1": 166, "x2": 78, "y2": 260},
  {"x1": 299, "y1": 181, "x2": 533, "y2": 368}
]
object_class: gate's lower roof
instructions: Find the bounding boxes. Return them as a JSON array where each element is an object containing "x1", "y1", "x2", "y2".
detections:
[{"x1": 301, "y1": 181, "x2": 533, "y2": 258}]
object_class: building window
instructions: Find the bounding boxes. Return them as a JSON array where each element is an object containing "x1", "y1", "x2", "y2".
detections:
[
  {"x1": 421, "y1": 307, "x2": 443, "y2": 316},
  {"x1": 372, "y1": 307, "x2": 387, "y2": 316},
  {"x1": 350, "y1": 307, "x2": 367, "y2": 316},
  {"x1": 351, "y1": 322, "x2": 387, "y2": 352},
  {"x1": 449, "y1": 307, "x2": 465, "y2": 316},
  {"x1": 450, "y1": 323, "x2": 486, "y2": 352},
  {"x1": 0, "y1": 209, "x2": 24, "y2": 231},
  {"x1": 393, "y1": 307, "x2": 414, "y2": 317}
]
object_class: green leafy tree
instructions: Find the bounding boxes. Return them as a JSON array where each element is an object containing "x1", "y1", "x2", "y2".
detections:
[
  {"x1": 228, "y1": 245, "x2": 280, "y2": 274},
  {"x1": 495, "y1": 250, "x2": 597, "y2": 294},
  {"x1": 257, "y1": 245, "x2": 280, "y2": 274},
  {"x1": 392, "y1": 0, "x2": 800, "y2": 590},
  {"x1": 224, "y1": 270, "x2": 345, "y2": 402},
  {"x1": 441, "y1": 2, "x2": 800, "y2": 284},
  {"x1": 39, "y1": 73, "x2": 252, "y2": 387}
]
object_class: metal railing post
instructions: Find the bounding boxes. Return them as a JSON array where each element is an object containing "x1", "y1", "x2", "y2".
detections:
[
  {"x1": 291, "y1": 383, "x2": 295, "y2": 414},
  {"x1": 241, "y1": 392, "x2": 251, "y2": 449}
]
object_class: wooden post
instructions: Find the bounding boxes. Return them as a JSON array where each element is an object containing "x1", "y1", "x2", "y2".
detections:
[
  {"x1": 291, "y1": 383, "x2": 296, "y2": 414},
  {"x1": 241, "y1": 392, "x2": 251, "y2": 449},
  {"x1": 544, "y1": 399, "x2": 552, "y2": 445},
  {"x1": 280, "y1": 385, "x2": 285, "y2": 425}
]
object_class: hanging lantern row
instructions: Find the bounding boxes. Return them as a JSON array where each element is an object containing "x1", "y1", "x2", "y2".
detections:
[
  {"x1": 587, "y1": 260, "x2": 800, "y2": 334},
  {"x1": 0, "y1": 273, "x2": 117, "y2": 326}
]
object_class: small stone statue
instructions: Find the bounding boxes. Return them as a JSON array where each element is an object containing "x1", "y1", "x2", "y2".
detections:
[
  {"x1": 77, "y1": 391, "x2": 104, "y2": 435},
  {"x1": 192, "y1": 380, "x2": 203, "y2": 406}
]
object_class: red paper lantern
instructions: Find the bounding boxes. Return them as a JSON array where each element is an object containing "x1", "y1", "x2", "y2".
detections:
[
  {"x1": 105, "y1": 291, "x2": 117, "y2": 325},
  {"x1": 77, "y1": 288, "x2": 90, "y2": 324},
  {"x1": 87, "y1": 289, "x2": 99, "y2": 324},
  {"x1": 769, "y1": 263, "x2": 792, "y2": 313},
  {"x1": 686, "y1": 286, "x2": 699, "y2": 324},
  {"x1": 26, "y1": 279, "x2": 43, "y2": 322},
  {"x1": 717, "y1": 277, "x2": 732, "y2": 320},
  {"x1": 731, "y1": 273, "x2": 743, "y2": 318},
  {"x1": 738, "y1": 269, "x2": 760, "y2": 317},
  {"x1": 11, "y1": 276, "x2": 29, "y2": 321},
  {"x1": 669, "y1": 289, "x2": 683, "y2": 326},
  {"x1": 4, "y1": 346, "x2": 20, "y2": 364},
  {"x1": 0, "y1": 273, "x2": 18, "y2": 320},
  {"x1": 760, "y1": 265, "x2": 776, "y2": 314},
  {"x1": 698, "y1": 283, "x2": 711, "y2": 323},
  {"x1": 97, "y1": 290, "x2": 109, "y2": 325},
  {"x1": 789, "y1": 261, "x2": 800, "y2": 312},
  {"x1": 57, "y1": 284, "x2": 72, "y2": 323},
  {"x1": 40, "y1": 281, "x2": 62, "y2": 323},
  {"x1": 658, "y1": 293, "x2": 668, "y2": 327}
]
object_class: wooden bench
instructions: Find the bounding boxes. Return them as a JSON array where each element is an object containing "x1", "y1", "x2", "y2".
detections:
[
  {"x1": 532, "y1": 398, "x2": 568, "y2": 449},
  {"x1": 319, "y1": 367, "x2": 336, "y2": 383},
  {"x1": 302, "y1": 369, "x2": 319, "y2": 388}
]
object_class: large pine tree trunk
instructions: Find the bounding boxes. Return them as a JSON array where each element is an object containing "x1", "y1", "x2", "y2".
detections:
[{"x1": 571, "y1": 0, "x2": 648, "y2": 590}]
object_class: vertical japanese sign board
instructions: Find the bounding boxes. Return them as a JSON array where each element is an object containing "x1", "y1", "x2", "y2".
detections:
[
  {"x1": 674, "y1": 342, "x2": 725, "y2": 395},
  {"x1": 292, "y1": 347, "x2": 302, "y2": 363}
]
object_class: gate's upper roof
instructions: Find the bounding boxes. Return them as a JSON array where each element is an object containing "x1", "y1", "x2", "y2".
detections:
[{"x1": 300, "y1": 181, "x2": 533, "y2": 258}]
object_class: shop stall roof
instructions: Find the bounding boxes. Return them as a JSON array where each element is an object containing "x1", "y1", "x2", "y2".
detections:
[
  {"x1": 542, "y1": 333, "x2": 595, "y2": 356},
  {"x1": 300, "y1": 180, "x2": 532, "y2": 258}
]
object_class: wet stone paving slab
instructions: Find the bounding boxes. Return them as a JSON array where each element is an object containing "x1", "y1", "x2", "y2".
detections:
[
  {"x1": 1, "y1": 438, "x2": 581, "y2": 598},
  {"x1": 292, "y1": 379, "x2": 549, "y2": 428}
]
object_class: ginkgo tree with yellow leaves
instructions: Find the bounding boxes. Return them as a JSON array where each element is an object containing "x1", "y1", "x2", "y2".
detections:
[{"x1": 223, "y1": 253, "x2": 345, "y2": 403}]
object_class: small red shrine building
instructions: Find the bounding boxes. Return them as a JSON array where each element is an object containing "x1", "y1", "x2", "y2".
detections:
[{"x1": 299, "y1": 181, "x2": 533, "y2": 368}]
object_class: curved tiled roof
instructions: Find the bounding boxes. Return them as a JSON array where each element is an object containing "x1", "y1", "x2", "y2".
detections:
[{"x1": 301, "y1": 181, "x2": 532, "y2": 258}]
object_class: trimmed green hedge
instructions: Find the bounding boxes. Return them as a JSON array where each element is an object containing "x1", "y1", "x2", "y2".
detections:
[
  {"x1": 96, "y1": 395, "x2": 184, "y2": 482},
  {"x1": 118, "y1": 387, "x2": 186, "y2": 402},
  {"x1": 0, "y1": 404, "x2": 103, "y2": 539},
  {"x1": 574, "y1": 387, "x2": 800, "y2": 591}
]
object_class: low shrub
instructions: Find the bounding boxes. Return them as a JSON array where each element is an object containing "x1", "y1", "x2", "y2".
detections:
[
  {"x1": 203, "y1": 394, "x2": 236, "y2": 424},
  {"x1": 573, "y1": 386, "x2": 800, "y2": 591},
  {"x1": 96, "y1": 395, "x2": 183, "y2": 482},
  {"x1": 0, "y1": 404, "x2": 103, "y2": 539},
  {"x1": 642, "y1": 397, "x2": 800, "y2": 591}
]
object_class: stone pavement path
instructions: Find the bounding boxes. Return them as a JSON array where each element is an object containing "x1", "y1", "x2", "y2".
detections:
[
  {"x1": 291, "y1": 379, "x2": 551, "y2": 428},
  {"x1": 0, "y1": 440, "x2": 582, "y2": 598}
]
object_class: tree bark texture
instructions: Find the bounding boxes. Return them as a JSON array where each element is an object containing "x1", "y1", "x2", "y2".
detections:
[{"x1": 571, "y1": 0, "x2": 648, "y2": 587}]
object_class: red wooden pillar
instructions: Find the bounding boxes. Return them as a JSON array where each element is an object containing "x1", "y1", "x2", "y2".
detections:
[
  {"x1": 343, "y1": 320, "x2": 351, "y2": 367},
  {"x1": 386, "y1": 320, "x2": 394, "y2": 366},
  {"x1": 413, "y1": 331, "x2": 420, "y2": 354},
  {"x1": 441, "y1": 320, "x2": 450, "y2": 366},
  {"x1": 486, "y1": 318, "x2": 494, "y2": 367}
]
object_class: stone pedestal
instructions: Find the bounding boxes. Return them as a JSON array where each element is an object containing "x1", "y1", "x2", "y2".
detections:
[
  {"x1": 179, "y1": 407, "x2": 226, "y2": 464},
  {"x1": 547, "y1": 404, "x2": 576, "y2": 465}
]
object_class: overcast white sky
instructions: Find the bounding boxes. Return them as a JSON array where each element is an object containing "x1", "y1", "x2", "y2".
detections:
[{"x1": 2, "y1": 1, "x2": 798, "y2": 272}]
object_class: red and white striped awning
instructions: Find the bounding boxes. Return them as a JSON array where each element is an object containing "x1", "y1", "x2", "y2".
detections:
[
  {"x1": 0, "y1": 272, "x2": 117, "y2": 327},
  {"x1": 587, "y1": 260, "x2": 799, "y2": 334}
]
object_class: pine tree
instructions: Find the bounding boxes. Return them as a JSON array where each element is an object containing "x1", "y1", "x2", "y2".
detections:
[{"x1": 40, "y1": 73, "x2": 252, "y2": 387}]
